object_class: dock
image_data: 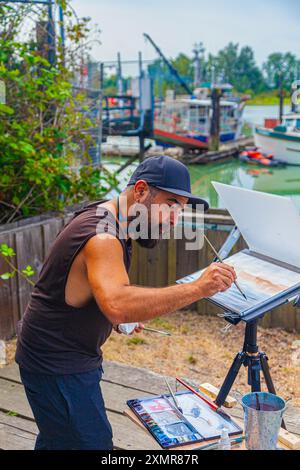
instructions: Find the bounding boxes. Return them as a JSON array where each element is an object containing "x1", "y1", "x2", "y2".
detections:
[
  {"x1": 0, "y1": 360, "x2": 299, "y2": 450},
  {"x1": 182, "y1": 136, "x2": 255, "y2": 164},
  {"x1": 101, "y1": 136, "x2": 255, "y2": 165}
]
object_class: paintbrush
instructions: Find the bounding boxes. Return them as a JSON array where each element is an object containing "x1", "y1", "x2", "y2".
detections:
[
  {"x1": 195, "y1": 436, "x2": 245, "y2": 451},
  {"x1": 164, "y1": 377, "x2": 183, "y2": 413},
  {"x1": 142, "y1": 327, "x2": 171, "y2": 336},
  {"x1": 255, "y1": 393, "x2": 261, "y2": 411},
  {"x1": 176, "y1": 377, "x2": 219, "y2": 411},
  {"x1": 204, "y1": 234, "x2": 248, "y2": 300}
]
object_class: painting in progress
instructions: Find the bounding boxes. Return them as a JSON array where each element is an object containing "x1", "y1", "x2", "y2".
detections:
[{"x1": 178, "y1": 251, "x2": 300, "y2": 314}]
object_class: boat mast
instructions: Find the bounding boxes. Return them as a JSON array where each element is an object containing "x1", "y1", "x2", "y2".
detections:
[{"x1": 193, "y1": 42, "x2": 205, "y2": 89}]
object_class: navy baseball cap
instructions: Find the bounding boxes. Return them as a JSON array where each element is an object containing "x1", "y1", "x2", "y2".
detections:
[{"x1": 127, "y1": 155, "x2": 209, "y2": 210}]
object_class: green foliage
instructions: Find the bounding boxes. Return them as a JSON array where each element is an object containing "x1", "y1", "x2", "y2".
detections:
[
  {"x1": 0, "y1": 243, "x2": 15, "y2": 257},
  {"x1": 263, "y1": 52, "x2": 299, "y2": 90},
  {"x1": 103, "y1": 74, "x2": 117, "y2": 95},
  {"x1": 6, "y1": 411, "x2": 18, "y2": 417},
  {"x1": 22, "y1": 265, "x2": 35, "y2": 277},
  {"x1": 247, "y1": 90, "x2": 291, "y2": 106},
  {"x1": 171, "y1": 53, "x2": 194, "y2": 80},
  {"x1": 0, "y1": 243, "x2": 34, "y2": 284},
  {"x1": 0, "y1": 2, "x2": 115, "y2": 224},
  {"x1": 148, "y1": 56, "x2": 193, "y2": 98}
]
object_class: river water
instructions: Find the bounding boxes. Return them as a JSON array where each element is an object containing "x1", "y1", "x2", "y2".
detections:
[{"x1": 103, "y1": 105, "x2": 300, "y2": 213}]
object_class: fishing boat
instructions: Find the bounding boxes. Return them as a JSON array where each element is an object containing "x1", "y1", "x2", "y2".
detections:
[
  {"x1": 254, "y1": 114, "x2": 300, "y2": 165},
  {"x1": 154, "y1": 84, "x2": 247, "y2": 150}
]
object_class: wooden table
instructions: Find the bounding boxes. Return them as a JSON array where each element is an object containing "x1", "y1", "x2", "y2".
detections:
[
  {"x1": 124, "y1": 408, "x2": 295, "y2": 450},
  {"x1": 0, "y1": 361, "x2": 299, "y2": 450}
]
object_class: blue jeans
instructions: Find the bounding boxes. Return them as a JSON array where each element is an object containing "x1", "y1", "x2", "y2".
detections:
[{"x1": 19, "y1": 366, "x2": 113, "y2": 450}]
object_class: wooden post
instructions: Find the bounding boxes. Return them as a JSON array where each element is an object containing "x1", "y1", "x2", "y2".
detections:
[
  {"x1": 139, "y1": 133, "x2": 145, "y2": 162},
  {"x1": 36, "y1": 19, "x2": 56, "y2": 126},
  {"x1": 209, "y1": 87, "x2": 221, "y2": 151},
  {"x1": 279, "y1": 73, "x2": 284, "y2": 123},
  {"x1": 36, "y1": 21, "x2": 49, "y2": 62},
  {"x1": 47, "y1": 2, "x2": 56, "y2": 67},
  {"x1": 138, "y1": 51, "x2": 145, "y2": 162},
  {"x1": 98, "y1": 63, "x2": 104, "y2": 165}
]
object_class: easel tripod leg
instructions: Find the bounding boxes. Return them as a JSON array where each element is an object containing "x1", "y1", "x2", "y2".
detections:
[
  {"x1": 260, "y1": 353, "x2": 276, "y2": 394},
  {"x1": 215, "y1": 352, "x2": 245, "y2": 407},
  {"x1": 260, "y1": 353, "x2": 287, "y2": 430},
  {"x1": 248, "y1": 355, "x2": 261, "y2": 392}
]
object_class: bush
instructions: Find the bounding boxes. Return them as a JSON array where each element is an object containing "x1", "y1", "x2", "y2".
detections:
[{"x1": 0, "y1": 2, "x2": 116, "y2": 224}]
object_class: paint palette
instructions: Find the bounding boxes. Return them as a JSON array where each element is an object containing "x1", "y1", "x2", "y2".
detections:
[{"x1": 127, "y1": 391, "x2": 242, "y2": 449}]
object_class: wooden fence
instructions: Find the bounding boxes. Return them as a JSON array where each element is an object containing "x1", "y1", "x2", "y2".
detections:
[{"x1": 0, "y1": 209, "x2": 299, "y2": 340}]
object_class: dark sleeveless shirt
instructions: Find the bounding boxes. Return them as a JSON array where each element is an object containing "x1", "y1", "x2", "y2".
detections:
[{"x1": 15, "y1": 201, "x2": 132, "y2": 375}]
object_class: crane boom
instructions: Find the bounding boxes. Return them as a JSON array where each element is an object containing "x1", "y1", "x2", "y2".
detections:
[{"x1": 143, "y1": 33, "x2": 193, "y2": 96}]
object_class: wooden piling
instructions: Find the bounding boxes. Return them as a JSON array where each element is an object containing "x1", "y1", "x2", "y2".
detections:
[{"x1": 209, "y1": 87, "x2": 221, "y2": 151}]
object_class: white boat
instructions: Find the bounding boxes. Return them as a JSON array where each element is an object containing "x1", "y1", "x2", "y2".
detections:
[{"x1": 254, "y1": 114, "x2": 300, "y2": 165}]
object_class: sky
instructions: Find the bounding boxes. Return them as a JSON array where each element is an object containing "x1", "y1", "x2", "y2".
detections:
[{"x1": 71, "y1": 0, "x2": 300, "y2": 69}]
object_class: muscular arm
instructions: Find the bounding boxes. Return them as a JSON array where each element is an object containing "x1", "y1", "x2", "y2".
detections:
[{"x1": 83, "y1": 234, "x2": 236, "y2": 325}]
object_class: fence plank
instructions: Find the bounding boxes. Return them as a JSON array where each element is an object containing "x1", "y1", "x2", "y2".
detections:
[
  {"x1": 146, "y1": 240, "x2": 168, "y2": 287},
  {"x1": 167, "y1": 238, "x2": 177, "y2": 286},
  {"x1": 296, "y1": 309, "x2": 300, "y2": 333},
  {"x1": 0, "y1": 232, "x2": 19, "y2": 339},
  {"x1": 129, "y1": 241, "x2": 139, "y2": 284},
  {"x1": 15, "y1": 225, "x2": 44, "y2": 319},
  {"x1": 270, "y1": 303, "x2": 296, "y2": 332},
  {"x1": 42, "y1": 218, "x2": 64, "y2": 259}
]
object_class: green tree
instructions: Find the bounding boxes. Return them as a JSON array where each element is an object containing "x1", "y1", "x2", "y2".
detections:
[
  {"x1": 171, "y1": 53, "x2": 193, "y2": 80},
  {"x1": 235, "y1": 46, "x2": 265, "y2": 93},
  {"x1": 103, "y1": 74, "x2": 118, "y2": 95},
  {"x1": 204, "y1": 43, "x2": 266, "y2": 93},
  {"x1": 263, "y1": 52, "x2": 299, "y2": 89},
  {"x1": 216, "y1": 42, "x2": 239, "y2": 85},
  {"x1": 148, "y1": 54, "x2": 193, "y2": 97}
]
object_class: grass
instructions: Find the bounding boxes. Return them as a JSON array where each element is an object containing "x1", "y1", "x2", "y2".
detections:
[
  {"x1": 102, "y1": 310, "x2": 300, "y2": 406},
  {"x1": 126, "y1": 337, "x2": 147, "y2": 346},
  {"x1": 241, "y1": 122, "x2": 253, "y2": 137},
  {"x1": 247, "y1": 92, "x2": 291, "y2": 106},
  {"x1": 147, "y1": 316, "x2": 174, "y2": 332},
  {"x1": 6, "y1": 410, "x2": 18, "y2": 417},
  {"x1": 187, "y1": 355, "x2": 197, "y2": 365},
  {"x1": 4, "y1": 310, "x2": 300, "y2": 406}
]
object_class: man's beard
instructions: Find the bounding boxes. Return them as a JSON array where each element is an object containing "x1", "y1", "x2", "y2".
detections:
[
  {"x1": 129, "y1": 219, "x2": 161, "y2": 249},
  {"x1": 126, "y1": 192, "x2": 170, "y2": 249},
  {"x1": 135, "y1": 230, "x2": 160, "y2": 249}
]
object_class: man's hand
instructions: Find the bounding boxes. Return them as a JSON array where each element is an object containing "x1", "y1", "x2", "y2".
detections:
[
  {"x1": 114, "y1": 323, "x2": 145, "y2": 334},
  {"x1": 133, "y1": 323, "x2": 144, "y2": 333},
  {"x1": 195, "y1": 262, "x2": 237, "y2": 298}
]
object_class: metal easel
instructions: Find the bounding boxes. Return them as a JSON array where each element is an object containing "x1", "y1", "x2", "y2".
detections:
[{"x1": 212, "y1": 226, "x2": 300, "y2": 429}]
